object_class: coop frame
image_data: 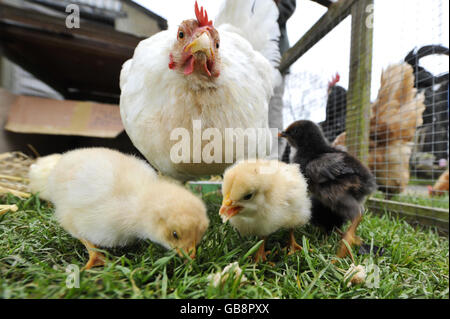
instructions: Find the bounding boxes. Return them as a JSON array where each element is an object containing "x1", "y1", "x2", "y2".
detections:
[{"x1": 279, "y1": 0, "x2": 449, "y2": 234}]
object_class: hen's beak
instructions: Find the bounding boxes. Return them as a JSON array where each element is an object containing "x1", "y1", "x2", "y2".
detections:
[
  {"x1": 278, "y1": 131, "x2": 287, "y2": 138},
  {"x1": 219, "y1": 193, "x2": 243, "y2": 222},
  {"x1": 184, "y1": 32, "x2": 214, "y2": 59}
]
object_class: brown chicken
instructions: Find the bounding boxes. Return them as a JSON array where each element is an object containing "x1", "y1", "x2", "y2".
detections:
[
  {"x1": 333, "y1": 63, "x2": 426, "y2": 197},
  {"x1": 428, "y1": 169, "x2": 449, "y2": 197}
]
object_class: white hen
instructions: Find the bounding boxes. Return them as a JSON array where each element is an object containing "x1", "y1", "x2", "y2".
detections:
[{"x1": 120, "y1": 0, "x2": 281, "y2": 181}]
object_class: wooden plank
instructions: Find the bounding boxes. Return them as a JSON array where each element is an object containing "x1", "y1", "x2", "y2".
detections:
[
  {"x1": 367, "y1": 198, "x2": 449, "y2": 234},
  {"x1": 279, "y1": 0, "x2": 358, "y2": 73},
  {"x1": 345, "y1": 0, "x2": 373, "y2": 164},
  {"x1": 367, "y1": 198, "x2": 449, "y2": 220},
  {"x1": 310, "y1": 0, "x2": 334, "y2": 8}
]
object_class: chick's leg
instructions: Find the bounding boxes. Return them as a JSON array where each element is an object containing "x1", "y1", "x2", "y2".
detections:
[
  {"x1": 335, "y1": 228, "x2": 344, "y2": 237},
  {"x1": 253, "y1": 237, "x2": 271, "y2": 264},
  {"x1": 287, "y1": 229, "x2": 302, "y2": 255},
  {"x1": 335, "y1": 228, "x2": 362, "y2": 246},
  {"x1": 80, "y1": 239, "x2": 105, "y2": 270},
  {"x1": 335, "y1": 211, "x2": 363, "y2": 260}
]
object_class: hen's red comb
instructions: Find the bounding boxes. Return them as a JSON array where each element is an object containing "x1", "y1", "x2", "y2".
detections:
[
  {"x1": 328, "y1": 73, "x2": 340, "y2": 89},
  {"x1": 195, "y1": 1, "x2": 213, "y2": 27}
]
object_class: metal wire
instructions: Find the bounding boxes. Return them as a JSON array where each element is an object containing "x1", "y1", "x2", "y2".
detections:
[{"x1": 283, "y1": 0, "x2": 448, "y2": 211}]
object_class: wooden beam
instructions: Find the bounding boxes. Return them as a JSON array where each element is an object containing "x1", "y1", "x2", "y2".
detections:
[
  {"x1": 279, "y1": 0, "x2": 357, "y2": 73},
  {"x1": 310, "y1": 0, "x2": 334, "y2": 8},
  {"x1": 345, "y1": 0, "x2": 373, "y2": 164}
]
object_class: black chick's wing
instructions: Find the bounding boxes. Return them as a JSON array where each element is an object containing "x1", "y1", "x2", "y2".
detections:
[
  {"x1": 306, "y1": 152, "x2": 377, "y2": 206},
  {"x1": 305, "y1": 152, "x2": 356, "y2": 185},
  {"x1": 306, "y1": 152, "x2": 363, "y2": 223}
]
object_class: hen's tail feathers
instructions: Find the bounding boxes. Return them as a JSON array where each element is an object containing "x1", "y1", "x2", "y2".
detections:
[
  {"x1": 215, "y1": 0, "x2": 281, "y2": 68},
  {"x1": 28, "y1": 154, "x2": 62, "y2": 201},
  {"x1": 370, "y1": 63, "x2": 426, "y2": 145},
  {"x1": 404, "y1": 45, "x2": 449, "y2": 70}
]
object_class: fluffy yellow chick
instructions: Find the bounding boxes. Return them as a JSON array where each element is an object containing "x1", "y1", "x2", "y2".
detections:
[
  {"x1": 29, "y1": 148, "x2": 209, "y2": 269},
  {"x1": 219, "y1": 159, "x2": 311, "y2": 263}
]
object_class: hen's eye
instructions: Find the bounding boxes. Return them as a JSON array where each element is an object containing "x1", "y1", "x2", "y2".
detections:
[
  {"x1": 178, "y1": 31, "x2": 184, "y2": 39},
  {"x1": 173, "y1": 231, "x2": 179, "y2": 240},
  {"x1": 242, "y1": 193, "x2": 254, "y2": 201},
  {"x1": 216, "y1": 42, "x2": 220, "y2": 49}
]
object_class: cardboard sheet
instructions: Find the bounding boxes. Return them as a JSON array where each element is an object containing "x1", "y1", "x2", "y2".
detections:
[{"x1": 5, "y1": 95, "x2": 124, "y2": 138}]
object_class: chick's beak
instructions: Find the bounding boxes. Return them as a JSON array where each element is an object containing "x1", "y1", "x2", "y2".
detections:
[
  {"x1": 176, "y1": 241, "x2": 197, "y2": 259},
  {"x1": 219, "y1": 194, "x2": 243, "y2": 222},
  {"x1": 184, "y1": 32, "x2": 214, "y2": 59},
  {"x1": 189, "y1": 244, "x2": 197, "y2": 259},
  {"x1": 278, "y1": 131, "x2": 286, "y2": 138}
]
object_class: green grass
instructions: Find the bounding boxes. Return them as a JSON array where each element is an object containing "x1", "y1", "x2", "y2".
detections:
[
  {"x1": 372, "y1": 192, "x2": 449, "y2": 209},
  {"x1": 408, "y1": 179, "x2": 435, "y2": 187},
  {"x1": 0, "y1": 193, "x2": 448, "y2": 299}
]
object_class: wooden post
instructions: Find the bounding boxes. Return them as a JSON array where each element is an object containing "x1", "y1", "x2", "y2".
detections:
[{"x1": 345, "y1": 0, "x2": 374, "y2": 164}]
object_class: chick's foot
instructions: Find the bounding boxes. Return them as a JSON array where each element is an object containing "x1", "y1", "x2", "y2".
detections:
[
  {"x1": 336, "y1": 228, "x2": 362, "y2": 246},
  {"x1": 80, "y1": 239, "x2": 106, "y2": 270},
  {"x1": 287, "y1": 229, "x2": 303, "y2": 255},
  {"x1": 335, "y1": 212, "x2": 363, "y2": 260}
]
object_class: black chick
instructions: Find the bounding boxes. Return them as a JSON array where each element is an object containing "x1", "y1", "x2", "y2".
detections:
[{"x1": 280, "y1": 120, "x2": 377, "y2": 259}]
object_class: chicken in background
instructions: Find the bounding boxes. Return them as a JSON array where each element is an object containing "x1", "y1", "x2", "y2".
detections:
[
  {"x1": 120, "y1": 0, "x2": 282, "y2": 181},
  {"x1": 29, "y1": 148, "x2": 209, "y2": 270},
  {"x1": 280, "y1": 120, "x2": 377, "y2": 260},
  {"x1": 405, "y1": 45, "x2": 449, "y2": 166},
  {"x1": 282, "y1": 73, "x2": 348, "y2": 162},
  {"x1": 428, "y1": 169, "x2": 449, "y2": 197},
  {"x1": 333, "y1": 63, "x2": 426, "y2": 197},
  {"x1": 219, "y1": 160, "x2": 311, "y2": 263},
  {"x1": 319, "y1": 73, "x2": 348, "y2": 143},
  {"x1": 405, "y1": 45, "x2": 449, "y2": 90}
]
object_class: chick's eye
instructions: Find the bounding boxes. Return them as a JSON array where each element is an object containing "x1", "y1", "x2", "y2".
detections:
[
  {"x1": 173, "y1": 231, "x2": 179, "y2": 240},
  {"x1": 242, "y1": 193, "x2": 253, "y2": 201},
  {"x1": 178, "y1": 31, "x2": 184, "y2": 39},
  {"x1": 216, "y1": 42, "x2": 220, "y2": 49}
]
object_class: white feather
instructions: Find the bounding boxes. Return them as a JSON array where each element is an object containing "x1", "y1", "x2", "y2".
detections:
[
  {"x1": 29, "y1": 154, "x2": 62, "y2": 201},
  {"x1": 215, "y1": 0, "x2": 281, "y2": 68},
  {"x1": 215, "y1": 0, "x2": 282, "y2": 87}
]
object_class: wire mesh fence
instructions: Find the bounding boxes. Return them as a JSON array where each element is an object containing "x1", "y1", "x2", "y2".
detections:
[{"x1": 280, "y1": 0, "x2": 448, "y2": 228}]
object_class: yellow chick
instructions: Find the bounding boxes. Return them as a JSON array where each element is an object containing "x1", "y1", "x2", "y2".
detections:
[
  {"x1": 219, "y1": 159, "x2": 311, "y2": 263},
  {"x1": 29, "y1": 148, "x2": 209, "y2": 270}
]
